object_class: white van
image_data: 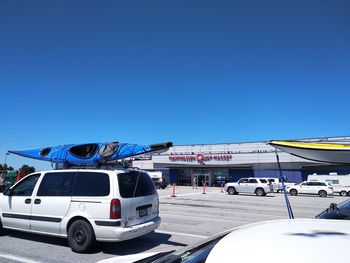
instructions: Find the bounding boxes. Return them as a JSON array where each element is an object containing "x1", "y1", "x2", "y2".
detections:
[{"x1": 0, "y1": 169, "x2": 160, "y2": 253}]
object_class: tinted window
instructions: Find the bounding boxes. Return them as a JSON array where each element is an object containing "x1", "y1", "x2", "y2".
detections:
[
  {"x1": 118, "y1": 171, "x2": 156, "y2": 198},
  {"x1": 268, "y1": 179, "x2": 275, "y2": 183},
  {"x1": 248, "y1": 179, "x2": 258, "y2": 183},
  {"x1": 239, "y1": 179, "x2": 248, "y2": 183},
  {"x1": 308, "y1": 182, "x2": 326, "y2": 186},
  {"x1": 37, "y1": 172, "x2": 74, "y2": 196},
  {"x1": 316, "y1": 199, "x2": 350, "y2": 220},
  {"x1": 260, "y1": 179, "x2": 267, "y2": 183},
  {"x1": 248, "y1": 179, "x2": 258, "y2": 184},
  {"x1": 11, "y1": 174, "x2": 40, "y2": 196},
  {"x1": 326, "y1": 179, "x2": 339, "y2": 185},
  {"x1": 73, "y1": 172, "x2": 110, "y2": 196}
]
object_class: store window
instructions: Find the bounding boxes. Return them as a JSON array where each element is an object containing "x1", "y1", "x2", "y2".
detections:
[{"x1": 212, "y1": 169, "x2": 229, "y2": 187}]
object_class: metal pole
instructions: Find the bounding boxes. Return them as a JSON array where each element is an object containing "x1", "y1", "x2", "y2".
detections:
[
  {"x1": 3, "y1": 153, "x2": 9, "y2": 169},
  {"x1": 275, "y1": 149, "x2": 294, "y2": 219}
]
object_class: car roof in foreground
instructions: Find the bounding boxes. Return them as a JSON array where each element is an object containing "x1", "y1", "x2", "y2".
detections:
[{"x1": 206, "y1": 219, "x2": 350, "y2": 263}]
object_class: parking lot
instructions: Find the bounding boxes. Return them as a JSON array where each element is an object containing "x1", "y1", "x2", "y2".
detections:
[{"x1": 0, "y1": 186, "x2": 346, "y2": 263}]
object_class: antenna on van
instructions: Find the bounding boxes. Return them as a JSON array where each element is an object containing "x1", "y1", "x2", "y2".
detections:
[
  {"x1": 275, "y1": 149, "x2": 294, "y2": 219},
  {"x1": 124, "y1": 168, "x2": 142, "y2": 228}
]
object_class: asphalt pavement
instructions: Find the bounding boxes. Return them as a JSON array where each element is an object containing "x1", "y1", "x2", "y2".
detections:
[{"x1": 0, "y1": 186, "x2": 345, "y2": 263}]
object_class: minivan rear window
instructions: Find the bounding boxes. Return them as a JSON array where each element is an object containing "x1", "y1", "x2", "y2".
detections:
[{"x1": 117, "y1": 171, "x2": 156, "y2": 198}]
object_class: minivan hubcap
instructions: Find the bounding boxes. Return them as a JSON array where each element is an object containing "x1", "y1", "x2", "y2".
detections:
[{"x1": 74, "y1": 226, "x2": 87, "y2": 245}]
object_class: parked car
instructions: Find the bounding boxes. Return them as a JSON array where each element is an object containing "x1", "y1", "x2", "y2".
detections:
[
  {"x1": 259, "y1": 177, "x2": 295, "y2": 192},
  {"x1": 152, "y1": 178, "x2": 169, "y2": 189},
  {"x1": 98, "y1": 219, "x2": 350, "y2": 263},
  {"x1": 286, "y1": 181, "x2": 333, "y2": 197},
  {"x1": 224, "y1": 178, "x2": 273, "y2": 196},
  {"x1": 315, "y1": 198, "x2": 350, "y2": 220},
  {"x1": 0, "y1": 169, "x2": 160, "y2": 253}
]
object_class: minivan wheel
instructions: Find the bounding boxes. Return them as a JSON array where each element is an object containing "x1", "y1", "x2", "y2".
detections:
[
  {"x1": 68, "y1": 220, "x2": 96, "y2": 253},
  {"x1": 319, "y1": 190, "x2": 327, "y2": 197},
  {"x1": 255, "y1": 188, "x2": 265, "y2": 196},
  {"x1": 0, "y1": 220, "x2": 5, "y2": 235},
  {"x1": 289, "y1": 189, "x2": 298, "y2": 196},
  {"x1": 340, "y1": 191, "x2": 347, "y2": 197},
  {"x1": 227, "y1": 187, "x2": 236, "y2": 195}
]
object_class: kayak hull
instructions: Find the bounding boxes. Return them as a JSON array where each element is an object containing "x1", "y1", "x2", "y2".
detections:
[{"x1": 268, "y1": 140, "x2": 350, "y2": 164}]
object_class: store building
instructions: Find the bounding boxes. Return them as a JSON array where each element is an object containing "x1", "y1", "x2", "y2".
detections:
[{"x1": 133, "y1": 136, "x2": 350, "y2": 186}]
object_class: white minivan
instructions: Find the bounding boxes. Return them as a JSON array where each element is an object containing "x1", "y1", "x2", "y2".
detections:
[{"x1": 0, "y1": 169, "x2": 160, "y2": 253}]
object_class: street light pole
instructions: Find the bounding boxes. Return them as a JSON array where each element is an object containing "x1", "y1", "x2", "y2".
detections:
[{"x1": 3, "y1": 152, "x2": 9, "y2": 170}]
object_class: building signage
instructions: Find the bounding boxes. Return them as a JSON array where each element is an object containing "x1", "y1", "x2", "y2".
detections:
[{"x1": 169, "y1": 153, "x2": 232, "y2": 164}]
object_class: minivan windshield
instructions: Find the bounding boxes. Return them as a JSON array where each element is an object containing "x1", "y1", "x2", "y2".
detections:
[{"x1": 118, "y1": 171, "x2": 156, "y2": 198}]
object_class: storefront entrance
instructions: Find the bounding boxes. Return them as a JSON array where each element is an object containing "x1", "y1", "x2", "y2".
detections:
[{"x1": 192, "y1": 173, "x2": 210, "y2": 186}]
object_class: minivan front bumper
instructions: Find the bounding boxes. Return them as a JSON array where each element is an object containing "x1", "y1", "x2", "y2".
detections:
[{"x1": 94, "y1": 216, "x2": 161, "y2": 242}]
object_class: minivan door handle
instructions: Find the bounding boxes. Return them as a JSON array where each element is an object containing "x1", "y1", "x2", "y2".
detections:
[
  {"x1": 34, "y1": 199, "x2": 41, "y2": 204},
  {"x1": 25, "y1": 198, "x2": 31, "y2": 204}
]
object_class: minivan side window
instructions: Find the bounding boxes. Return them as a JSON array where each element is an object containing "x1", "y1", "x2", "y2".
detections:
[
  {"x1": 73, "y1": 172, "x2": 110, "y2": 196},
  {"x1": 11, "y1": 174, "x2": 41, "y2": 196},
  {"x1": 118, "y1": 171, "x2": 156, "y2": 198},
  {"x1": 37, "y1": 172, "x2": 74, "y2": 196}
]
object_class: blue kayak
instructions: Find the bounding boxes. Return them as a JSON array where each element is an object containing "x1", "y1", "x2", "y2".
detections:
[{"x1": 9, "y1": 141, "x2": 172, "y2": 166}]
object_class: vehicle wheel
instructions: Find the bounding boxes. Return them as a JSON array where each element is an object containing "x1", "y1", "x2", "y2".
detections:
[
  {"x1": 227, "y1": 187, "x2": 236, "y2": 195},
  {"x1": 289, "y1": 189, "x2": 298, "y2": 196},
  {"x1": 0, "y1": 219, "x2": 5, "y2": 236},
  {"x1": 340, "y1": 191, "x2": 347, "y2": 197},
  {"x1": 255, "y1": 188, "x2": 265, "y2": 196},
  {"x1": 318, "y1": 190, "x2": 327, "y2": 197},
  {"x1": 67, "y1": 219, "x2": 96, "y2": 253}
]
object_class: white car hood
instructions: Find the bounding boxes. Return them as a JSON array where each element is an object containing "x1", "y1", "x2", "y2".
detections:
[{"x1": 206, "y1": 219, "x2": 350, "y2": 263}]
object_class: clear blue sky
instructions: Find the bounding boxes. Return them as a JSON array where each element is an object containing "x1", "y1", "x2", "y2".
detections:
[{"x1": 1, "y1": 0, "x2": 349, "y2": 170}]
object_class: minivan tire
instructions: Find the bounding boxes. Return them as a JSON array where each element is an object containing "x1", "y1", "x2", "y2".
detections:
[
  {"x1": 0, "y1": 219, "x2": 5, "y2": 235},
  {"x1": 68, "y1": 219, "x2": 96, "y2": 253}
]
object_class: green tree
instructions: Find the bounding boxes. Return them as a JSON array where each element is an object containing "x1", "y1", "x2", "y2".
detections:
[{"x1": 19, "y1": 165, "x2": 36, "y2": 176}]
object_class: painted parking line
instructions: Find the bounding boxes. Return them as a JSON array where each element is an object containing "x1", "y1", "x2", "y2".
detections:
[
  {"x1": 0, "y1": 253, "x2": 40, "y2": 263},
  {"x1": 156, "y1": 230, "x2": 209, "y2": 239}
]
